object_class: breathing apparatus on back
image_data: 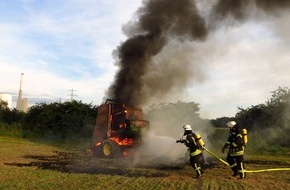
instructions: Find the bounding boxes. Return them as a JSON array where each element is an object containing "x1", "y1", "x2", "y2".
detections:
[
  {"x1": 242, "y1": 128, "x2": 248, "y2": 145},
  {"x1": 195, "y1": 133, "x2": 205, "y2": 148}
]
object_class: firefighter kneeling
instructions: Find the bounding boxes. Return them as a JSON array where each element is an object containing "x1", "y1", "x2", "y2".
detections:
[{"x1": 176, "y1": 125, "x2": 205, "y2": 178}]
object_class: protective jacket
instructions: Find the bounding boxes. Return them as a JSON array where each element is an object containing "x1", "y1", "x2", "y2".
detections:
[
  {"x1": 225, "y1": 129, "x2": 245, "y2": 156},
  {"x1": 184, "y1": 133, "x2": 203, "y2": 157}
]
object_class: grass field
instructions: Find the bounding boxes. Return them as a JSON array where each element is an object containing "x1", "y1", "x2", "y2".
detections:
[{"x1": 0, "y1": 136, "x2": 289, "y2": 190}]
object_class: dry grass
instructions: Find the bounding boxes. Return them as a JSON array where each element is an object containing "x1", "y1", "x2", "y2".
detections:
[{"x1": 0, "y1": 136, "x2": 289, "y2": 190}]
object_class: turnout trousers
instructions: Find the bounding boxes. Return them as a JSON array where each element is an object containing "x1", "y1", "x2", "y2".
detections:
[
  {"x1": 190, "y1": 153, "x2": 204, "y2": 178},
  {"x1": 227, "y1": 154, "x2": 245, "y2": 178}
]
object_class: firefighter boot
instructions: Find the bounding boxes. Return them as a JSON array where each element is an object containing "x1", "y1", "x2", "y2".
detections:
[
  {"x1": 232, "y1": 166, "x2": 238, "y2": 177},
  {"x1": 195, "y1": 171, "x2": 202, "y2": 179},
  {"x1": 239, "y1": 173, "x2": 245, "y2": 179},
  {"x1": 194, "y1": 163, "x2": 202, "y2": 179},
  {"x1": 239, "y1": 162, "x2": 246, "y2": 179},
  {"x1": 239, "y1": 169, "x2": 246, "y2": 179}
]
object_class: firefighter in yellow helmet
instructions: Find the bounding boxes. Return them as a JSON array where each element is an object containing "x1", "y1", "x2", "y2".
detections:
[
  {"x1": 222, "y1": 121, "x2": 246, "y2": 179},
  {"x1": 176, "y1": 125, "x2": 205, "y2": 178}
]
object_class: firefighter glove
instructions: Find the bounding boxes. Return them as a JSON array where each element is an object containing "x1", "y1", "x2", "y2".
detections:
[
  {"x1": 176, "y1": 139, "x2": 184, "y2": 143},
  {"x1": 221, "y1": 145, "x2": 227, "y2": 153},
  {"x1": 221, "y1": 147, "x2": 225, "y2": 153}
]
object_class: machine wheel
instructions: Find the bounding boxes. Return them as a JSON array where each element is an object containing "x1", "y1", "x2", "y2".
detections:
[
  {"x1": 88, "y1": 144, "x2": 102, "y2": 157},
  {"x1": 102, "y1": 140, "x2": 121, "y2": 158}
]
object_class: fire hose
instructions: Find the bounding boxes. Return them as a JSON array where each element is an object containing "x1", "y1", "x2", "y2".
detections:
[
  {"x1": 203, "y1": 147, "x2": 290, "y2": 173},
  {"x1": 204, "y1": 147, "x2": 229, "y2": 166}
]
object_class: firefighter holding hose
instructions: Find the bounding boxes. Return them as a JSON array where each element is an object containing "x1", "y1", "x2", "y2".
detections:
[
  {"x1": 176, "y1": 125, "x2": 205, "y2": 178},
  {"x1": 222, "y1": 121, "x2": 246, "y2": 179}
]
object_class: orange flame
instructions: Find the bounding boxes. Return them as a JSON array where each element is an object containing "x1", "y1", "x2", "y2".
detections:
[{"x1": 109, "y1": 137, "x2": 134, "y2": 146}]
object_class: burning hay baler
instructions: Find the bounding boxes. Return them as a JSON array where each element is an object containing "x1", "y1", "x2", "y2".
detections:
[{"x1": 88, "y1": 99, "x2": 149, "y2": 158}]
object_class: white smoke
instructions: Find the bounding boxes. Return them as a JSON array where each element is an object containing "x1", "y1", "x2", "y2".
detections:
[{"x1": 133, "y1": 131, "x2": 188, "y2": 166}]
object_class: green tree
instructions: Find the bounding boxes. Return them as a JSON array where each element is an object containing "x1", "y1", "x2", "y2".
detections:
[
  {"x1": 23, "y1": 100, "x2": 98, "y2": 139},
  {"x1": 0, "y1": 100, "x2": 9, "y2": 122},
  {"x1": 0, "y1": 100, "x2": 25, "y2": 124},
  {"x1": 235, "y1": 87, "x2": 290, "y2": 148},
  {"x1": 210, "y1": 116, "x2": 235, "y2": 128}
]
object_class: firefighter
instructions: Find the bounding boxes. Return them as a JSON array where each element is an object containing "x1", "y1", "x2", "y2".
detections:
[
  {"x1": 176, "y1": 125, "x2": 205, "y2": 178},
  {"x1": 222, "y1": 121, "x2": 246, "y2": 179}
]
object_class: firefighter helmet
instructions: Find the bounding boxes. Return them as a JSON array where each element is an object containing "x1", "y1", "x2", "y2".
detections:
[
  {"x1": 183, "y1": 125, "x2": 192, "y2": 131},
  {"x1": 226, "y1": 121, "x2": 236, "y2": 128}
]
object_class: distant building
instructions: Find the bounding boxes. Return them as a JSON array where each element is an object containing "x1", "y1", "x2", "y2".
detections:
[
  {"x1": 0, "y1": 93, "x2": 12, "y2": 109},
  {"x1": 16, "y1": 73, "x2": 28, "y2": 112}
]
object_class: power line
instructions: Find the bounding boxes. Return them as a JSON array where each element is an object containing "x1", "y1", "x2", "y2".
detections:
[{"x1": 68, "y1": 89, "x2": 77, "y2": 101}]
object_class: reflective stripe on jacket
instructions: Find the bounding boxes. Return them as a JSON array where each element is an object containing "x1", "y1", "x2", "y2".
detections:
[
  {"x1": 229, "y1": 146, "x2": 244, "y2": 156},
  {"x1": 190, "y1": 149, "x2": 202, "y2": 156},
  {"x1": 226, "y1": 132, "x2": 245, "y2": 156},
  {"x1": 184, "y1": 134, "x2": 202, "y2": 157}
]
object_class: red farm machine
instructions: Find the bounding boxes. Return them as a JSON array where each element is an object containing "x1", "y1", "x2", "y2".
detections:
[{"x1": 88, "y1": 99, "x2": 149, "y2": 158}]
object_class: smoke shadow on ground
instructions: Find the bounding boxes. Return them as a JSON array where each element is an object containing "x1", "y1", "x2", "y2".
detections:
[
  {"x1": 4, "y1": 151, "x2": 170, "y2": 178},
  {"x1": 8, "y1": 151, "x2": 286, "y2": 177},
  {"x1": 4, "y1": 151, "x2": 226, "y2": 177}
]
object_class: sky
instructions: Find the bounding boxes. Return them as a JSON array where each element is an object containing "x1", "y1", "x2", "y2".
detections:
[{"x1": 0, "y1": 0, "x2": 289, "y2": 119}]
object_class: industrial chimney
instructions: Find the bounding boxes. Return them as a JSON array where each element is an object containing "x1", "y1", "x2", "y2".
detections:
[{"x1": 16, "y1": 73, "x2": 28, "y2": 112}]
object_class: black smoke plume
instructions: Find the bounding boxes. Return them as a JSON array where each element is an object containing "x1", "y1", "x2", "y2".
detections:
[{"x1": 106, "y1": 0, "x2": 290, "y2": 107}]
